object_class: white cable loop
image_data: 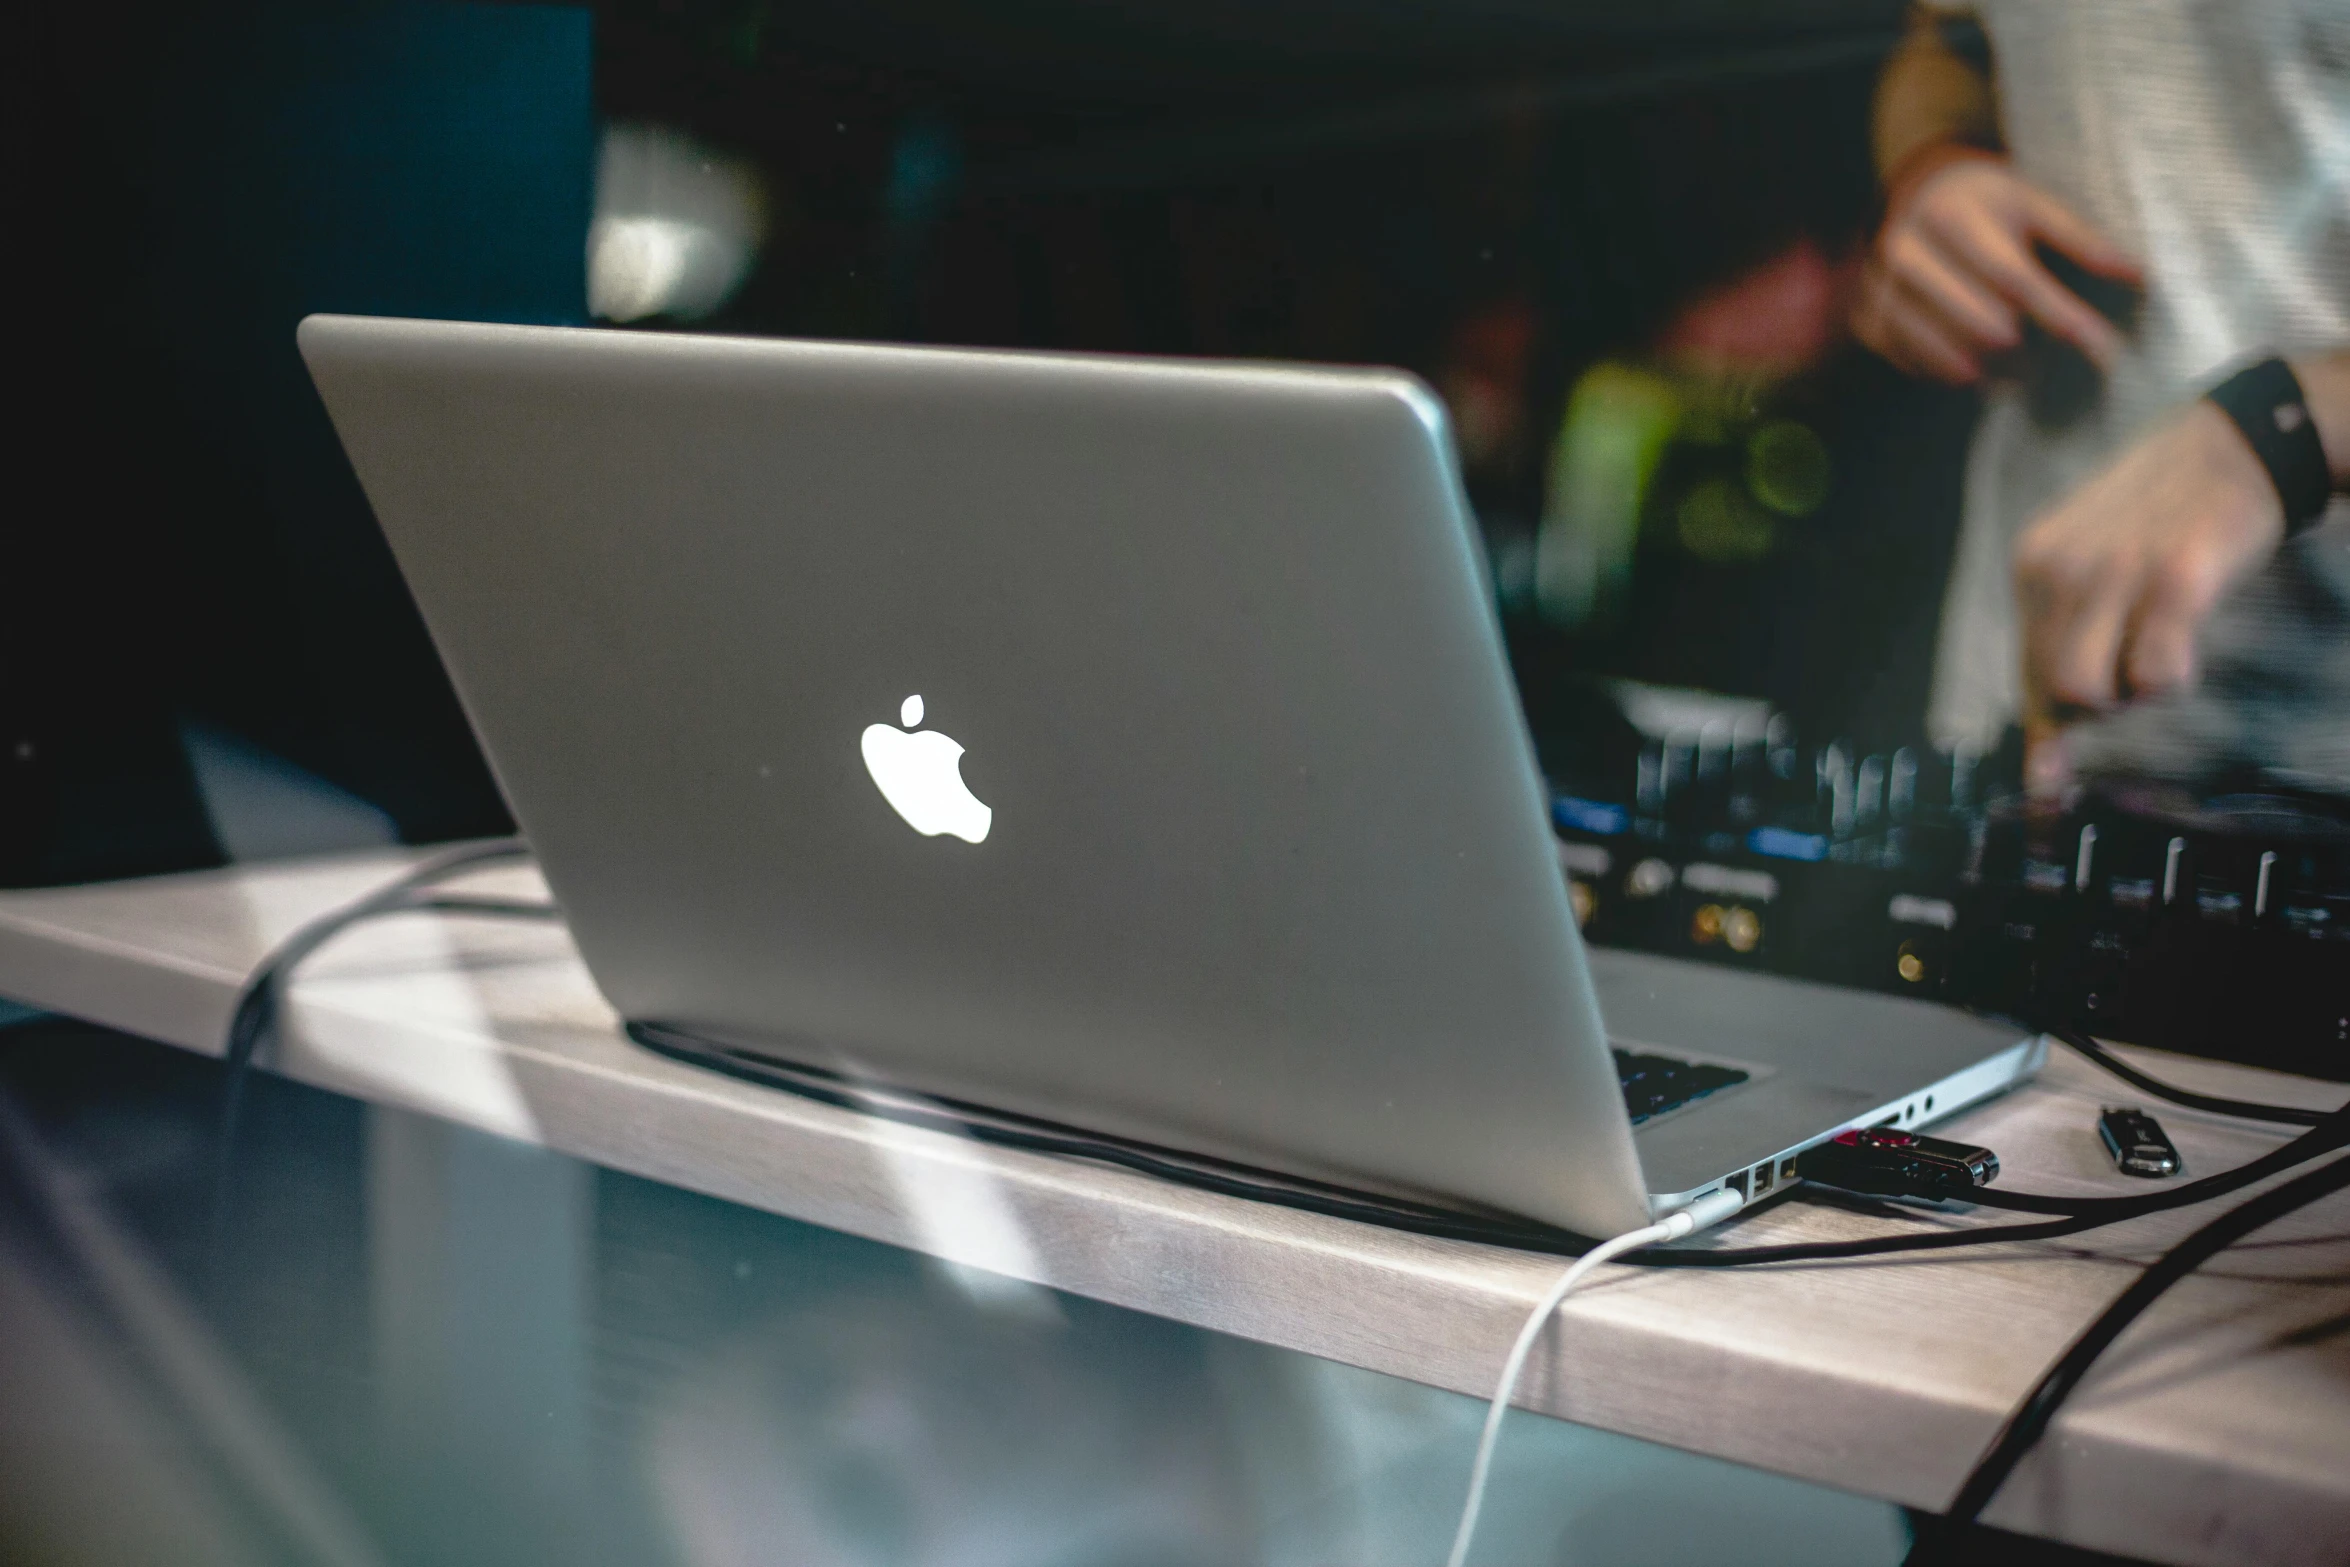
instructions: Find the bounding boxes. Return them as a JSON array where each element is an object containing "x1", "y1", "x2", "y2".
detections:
[{"x1": 1444, "y1": 1187, "x2": 1744, "y2": 1567}]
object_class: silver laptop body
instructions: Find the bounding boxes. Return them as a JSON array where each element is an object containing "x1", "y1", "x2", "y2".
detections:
[{"x1": 300, "y1": 314, "x2": 2041, "y2": 1238}]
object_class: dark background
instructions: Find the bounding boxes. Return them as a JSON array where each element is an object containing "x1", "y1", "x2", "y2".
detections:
[{"x1": 7, "y1": 0, "x2": 1978, "y2": 886}]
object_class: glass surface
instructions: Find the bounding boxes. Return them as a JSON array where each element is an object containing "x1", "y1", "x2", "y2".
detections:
[{"x1": 0, "y1": 1019, "x2": 1908, "y2": 1567}]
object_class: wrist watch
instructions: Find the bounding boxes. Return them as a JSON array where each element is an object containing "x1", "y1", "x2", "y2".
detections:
[{"x1": 2205, "y1": 357, "x2": 2335, "y2": 535}]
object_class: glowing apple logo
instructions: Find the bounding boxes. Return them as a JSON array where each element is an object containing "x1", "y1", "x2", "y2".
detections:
[{"x1": 860, "y1": 695, "x2": 992, "y2": 844}]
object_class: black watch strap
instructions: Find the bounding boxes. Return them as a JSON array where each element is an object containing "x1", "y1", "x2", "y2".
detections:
[{"x1": 2206, "y1": 357, "x2": 2334, "y2": 535}]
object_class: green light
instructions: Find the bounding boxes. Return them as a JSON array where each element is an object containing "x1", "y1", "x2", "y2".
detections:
[{"x1": 1745, "y1": 419, "x2": 1831, "y2": 517}]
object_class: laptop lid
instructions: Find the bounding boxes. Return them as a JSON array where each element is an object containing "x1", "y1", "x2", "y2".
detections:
[{"x1": 298, "y1": 314, "x2": 1654, "y2": 1236}]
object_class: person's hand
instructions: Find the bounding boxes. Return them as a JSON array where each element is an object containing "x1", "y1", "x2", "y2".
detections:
[
  {"x1": 1854, "y1": 152, "x2": 2142, "y2": 386},
  {"x1": 2012, "y1": 401, "x2": 2285, "y2": 791}
]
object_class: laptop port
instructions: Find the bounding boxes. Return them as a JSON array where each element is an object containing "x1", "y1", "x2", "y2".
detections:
[
  {"x1": 1724, "y1": 1170, "x2": 1748, "y2": 1198},
  {"x1": 1780, "y1": 1158, "x2": 1799, "y2": 1182},
  {"x1": 1752, "y1": 1161, "x2": 1775, "y2": 1193}
]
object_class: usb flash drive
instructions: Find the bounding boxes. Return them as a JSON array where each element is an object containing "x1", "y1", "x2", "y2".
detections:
[
  {"x1": 2098, "y1": 1107, "x2": 2183, "y2": 1179},
  {"x1": 1796, "y1": 1127, "x2": 2000, "y2": 1200}
]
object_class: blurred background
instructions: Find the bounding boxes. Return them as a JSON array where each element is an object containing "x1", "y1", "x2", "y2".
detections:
[
  {"x1": 9, "y1": 0, "x2": 1977, "y2": 889},
  {"x1": 5, "y1": 4, "x2": 2341, "y2": 1565},
  {"x1": 5, "y1": 7, "x2": 1976, "y2": 1564}
]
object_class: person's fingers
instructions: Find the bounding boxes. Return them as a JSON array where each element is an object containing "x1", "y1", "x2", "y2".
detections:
[
  {"x1": 1889, "y1": 302, "x2": 1982, "y2": 384},
  {"x1": 2120, "y1": 600, "x2": 2201, "y2": 702},
  {"x1": 1859, "y1": 263, "x2": 1983, "y2": 384},
  {"x1": 2041, "y1": 577, "x2": 2134, "y2": 714},
  {"x1": 2018, "y1": 645, "x2": 2074, "y2": 797},
  {"x1": 1853, "y1": 278, "x2": 1914, "y2": 376},
  {"x1": 2118, "y1": 545, "x2": 2231, "y2": 699},
  {"x1": 2014, "y1": 512, "x2": 2086, "y2": 631},
  {"x1": 2021, "y1": 185, "x2": 2145, "y2": 284},
  {"x1": 2014, "y1": 518, "x2": 2113, "y2": 715},
  {"x1": 1884, "y1": 229, "x2": 2020, "y2": 351},
  {"x1": 2016, "y1": 529, "x2": 2088, "y2": 801},
  {"x1": 2022, "y1": 718, "x2": 2073, "y2": 798},
  {"x1": 1935, "y1": 212, "x2": 2124, "y2": 367},
  {"x1": 2000, "y1": 246, "x2": 2124, "y2": 366}
]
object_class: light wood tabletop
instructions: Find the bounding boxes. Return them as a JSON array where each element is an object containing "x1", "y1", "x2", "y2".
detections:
[{"x1": 1, "y1": 848, "x2": 2343, "y2": 1567}]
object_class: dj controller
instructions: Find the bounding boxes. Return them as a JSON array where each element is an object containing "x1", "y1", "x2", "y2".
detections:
[{"x1": 1535, "y1": 685, "x2": 2350, "y2": 1080}]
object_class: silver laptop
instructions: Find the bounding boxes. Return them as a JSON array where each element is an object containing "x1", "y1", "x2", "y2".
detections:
[{"x1": 299, "y1": 314, "x2": 2041, "y2": 1239}]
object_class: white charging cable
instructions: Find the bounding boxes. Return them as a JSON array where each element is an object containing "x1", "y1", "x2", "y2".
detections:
[{"x1": 1443, "y1": 1185, "x2": 1748, "y2": 1567}]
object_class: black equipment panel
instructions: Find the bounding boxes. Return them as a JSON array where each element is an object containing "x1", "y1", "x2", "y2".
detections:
[{"x1": 1542, "y1": 692, "x2": 2350, "y2": 1080}]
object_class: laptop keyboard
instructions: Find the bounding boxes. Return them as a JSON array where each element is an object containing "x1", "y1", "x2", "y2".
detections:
[{"x1": 1612, "y1": 1048, "x2": 1749, "y2": 1125}]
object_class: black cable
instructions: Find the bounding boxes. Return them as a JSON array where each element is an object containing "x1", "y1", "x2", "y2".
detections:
[
  {"x1": 1942, "y1": 1150, "x2": 2350, "y2": 1525},
  {"x1": 632, "y1": 1021, "x2": 2350, "y2": 1270},
  {"x1": 1918, "y1": 1111, "x2": 2350, "y2": 1217},
  {"x1": 207, "y1": 840, "x2": 549, "y2": 1298},
  {"x1": 1641, "y1": 1135, "x2": 2341, "y2": 1267},
  {"x1": 219, "y1": 839, "x2": 540, "y2": 1086},
  {"x1": 626, "y1": 1021, "x2": 1588, "y2": 1250},
  {"x1": 2049, "y1": 1026, "x2": 2330, "y2": 1127},
  {"x1": 1773, "y1": 1029, "x2": 2346, "y2": 1217},
  {"x1": 1638, "y1": 1107, "x2": 2348, "y2": 1265},
  {"x1": 209, "y1": 852, "x2": 2350, "y2": 1282},
  {"x1": 1958, "y1": 1186, "x2": 2173, "y2": 1214}
]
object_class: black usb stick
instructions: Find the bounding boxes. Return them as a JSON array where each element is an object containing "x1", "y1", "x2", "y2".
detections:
[
  {"x1": 2098, "y1": 1108, "x2": 2183, "y2": 1179},
  {"x1": 1797, "y1": 1127, "x2": 2000, "y2": 1200}
]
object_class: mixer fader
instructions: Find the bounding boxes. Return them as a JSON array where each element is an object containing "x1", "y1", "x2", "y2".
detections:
[{"x1": 1538, "y1": 686, "x2": 2349, "y2": 1078}]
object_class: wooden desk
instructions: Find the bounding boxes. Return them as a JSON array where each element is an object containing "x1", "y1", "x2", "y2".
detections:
[{"x1": 1, "y1": 849, "x2": 2343, "y2": 1566}]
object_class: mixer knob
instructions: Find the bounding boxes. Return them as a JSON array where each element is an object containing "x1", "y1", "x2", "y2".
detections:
[
  {"x1": 1888, "y1": 748, "x2": 1919, "y2": 821},
  {"x1": 1817, "y1": 743, "x2": 1856, "y2": 838},
  {"x1": 1626, "y1": 857, "x2": 1677, "y2": 899},
  {"x1": 1856, "y1": 754, "x2": 1887, "y2": 834}
]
